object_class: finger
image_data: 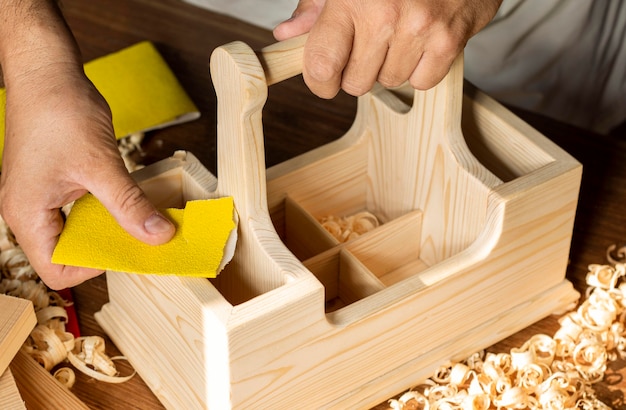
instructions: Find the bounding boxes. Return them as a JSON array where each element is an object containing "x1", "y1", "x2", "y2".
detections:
[
  {"x1": 13, "y1": 207, "x2": 102, "y2": 290},
  {"x1": 377, "y1": 35, "x2": 423, "y2": 89},
  {"x1": 406, "y1": 26, "x2": 462, "y2": 91},
  {"x1": 88, "y1": 164, "x2": 175, "y2": 246},
  {"x1": 302, "y1": 10, "x2": 354, "y2": 99},
  {"x1": 340, "y1": 30, "x2": 389, "y2": 96},
  {"x1": 46, "y1": 265, "x2": 104, "y2": 291},
  {"x1": 408, "y1": 51, "x2": 456, "y2": 90},
  {"x1": 273, "y1": 0, "x2": 325, "y2": 40}
]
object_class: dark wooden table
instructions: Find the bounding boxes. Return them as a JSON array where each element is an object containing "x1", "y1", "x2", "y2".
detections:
[{"x1": 12, "y1": 0, "x2": 626, "y2": 408}]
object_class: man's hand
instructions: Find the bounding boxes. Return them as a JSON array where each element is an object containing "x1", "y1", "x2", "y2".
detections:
[
  {"x1": 0, "y1": 68, "x2": 175, "y2": 290},
  {"x1": 274, "y1": 0, "x2": 502, "y2": 98},
  {"x1": 0, "y1": 0, "x2": 175, "y2": 289}
]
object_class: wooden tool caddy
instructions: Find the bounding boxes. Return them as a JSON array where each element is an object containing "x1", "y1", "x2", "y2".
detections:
[{"x1": 96, "y1": 36, "x2": 582, "y2": 409}]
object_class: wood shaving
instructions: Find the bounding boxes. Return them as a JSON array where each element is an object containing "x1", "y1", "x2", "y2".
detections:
[
  {"x1": 319, "y1": 211, "x2": 380, "y2": 242},
  {"x1": 388, "y1": 259, "x2": 626, "y2": 410},
  {"x1": 67, "y1": 337, "x2": 135, "y2": 384},
  {"x1": 0, "y1": 134, "x2": 141, "y2": 387},
  {"x1": 54, "y1": 367, "x2": 76, "y2": 388},
  {"x1": 117, "y1": 132, "x2": 146, "y2": 172},
  {"x1": 24, "y1": 324, "x2": 75, "y2": 370}
]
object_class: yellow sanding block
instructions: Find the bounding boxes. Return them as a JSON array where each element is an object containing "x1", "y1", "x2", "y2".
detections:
[
  {"x1": 0, "y1": 41, "x2": 200, "y2": 166},
  {"x1": 51, "y1": 194, "x2": 237, "y2": 277}
]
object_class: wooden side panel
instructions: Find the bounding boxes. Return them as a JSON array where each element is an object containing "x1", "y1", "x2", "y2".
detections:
[
  {"x1": 365, "y1": 58, "x2": 500, "y2": 267},
  {"x1": 98, "y1": 272, "x2": 231, "y2": 410},
  {"x1": 227, "y1": 281, "x2": 578, "y2": 409}
]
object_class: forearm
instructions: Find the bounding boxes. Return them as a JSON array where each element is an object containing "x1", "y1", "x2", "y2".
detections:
[{"x1": 0, "y1": 0, "x2": 82, "y2": 87}]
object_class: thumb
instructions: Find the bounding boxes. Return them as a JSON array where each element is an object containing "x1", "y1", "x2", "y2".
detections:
[
  {"x1": 89, "y1": 172, "x2": 175, "y2": 246},
  {"x1": 273, "y1": 0, "x2": 325, "y2": 40}
]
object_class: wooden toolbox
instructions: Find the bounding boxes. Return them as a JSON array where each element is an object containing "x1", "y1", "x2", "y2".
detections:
[{"x1": 95, "y1": 36, "x2": 582, "y2": 409}]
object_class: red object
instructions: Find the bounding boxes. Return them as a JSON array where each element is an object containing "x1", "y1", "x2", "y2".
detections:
[{"x1": 57, "y1": 288, "x2": 81, "y2": 338}]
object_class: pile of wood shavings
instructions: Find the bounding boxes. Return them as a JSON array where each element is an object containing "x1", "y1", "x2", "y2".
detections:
[
  {"x1": 0, "y1": 133, "x2": 145, "y2": 387},
  {"x1": 0, "y1": 220, "x2": 135, "y2": 386},
  {"x1": 319, "y1": 211, "x2": 380, "y2": 242},
  {"x1": 388, "y1": 256, "x2": 626, "y2": 410}
]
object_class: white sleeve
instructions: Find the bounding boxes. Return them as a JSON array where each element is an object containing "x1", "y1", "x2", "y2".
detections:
[
  {"x1": 181, "y1": 0, "x2": 298, "y2": 30},
  {"x1": 464, "y1": 0, "x2": 626, "y2": 134}
]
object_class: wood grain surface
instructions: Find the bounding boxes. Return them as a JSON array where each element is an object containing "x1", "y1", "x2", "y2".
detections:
[{"x1": 4, "y1": 0, "x2": 626, "y2": 408}]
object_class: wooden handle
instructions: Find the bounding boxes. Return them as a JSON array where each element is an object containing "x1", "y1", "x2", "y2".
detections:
[{"x1": 257, "y1": 34, "x2": 307, "y2": 86}]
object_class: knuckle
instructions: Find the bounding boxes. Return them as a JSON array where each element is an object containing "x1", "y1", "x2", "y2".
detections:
[
  {"x1": 434, "y1": 30, "x2": 465, "y2": 56},
  {"x1": 406, "y1": 6, "x2": 436, "y2": 36},
  {"x1": 113, "y1": 183, "x2": 147, "y2": 216},
  {"x1": 376, "y1": 4, "x2": 402, "y2": 31},
  {"x1": 305, "y1": 50, "x2": 343, "y2": 84}
]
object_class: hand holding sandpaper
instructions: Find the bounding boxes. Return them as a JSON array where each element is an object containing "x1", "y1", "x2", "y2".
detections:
[{"x1": 52, "y1": 195, "x2": 237, "y2": 278}]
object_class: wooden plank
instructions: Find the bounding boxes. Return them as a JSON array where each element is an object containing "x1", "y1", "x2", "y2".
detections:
[
  {"x1": 0, "y1": 294, "x2": 36, "y2": 376},
  {"x1": 10, "y1": 350, "x2": 89, "y2": 410},
  {"x1": 0, "y1": 368, "x2": 26, "y2": 410}
]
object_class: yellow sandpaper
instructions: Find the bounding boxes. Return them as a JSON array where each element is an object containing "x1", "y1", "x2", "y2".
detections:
[
  {"x1": 0, "y1": 41, "x2": 199, "y2": 166},
  {"x1": 51, "y1": 194, "x2": 237, "y2": 277}
]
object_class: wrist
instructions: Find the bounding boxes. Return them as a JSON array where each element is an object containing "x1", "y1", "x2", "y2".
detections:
[{"x1": 0, "y1": 0, "x2": 83, "y2": 86}]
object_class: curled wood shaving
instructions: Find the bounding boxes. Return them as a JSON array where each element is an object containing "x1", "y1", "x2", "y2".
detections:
[
  {"x1": 67, "y1": 337, "x2": 135, "y2": 384},
  {"x1": 319, "y1": 211, "x2": 380, "y2": 242},
  {"x1": 0, "y1": 246, "x2": 37, "y2": 280},
  {"x1": 36, "y1": 305, "x2": 68, "y2": 325},
  {"x1": 389, "y1": 257, "x2": 626, "y2": 410},
  {"x1": 0, "y1": 132, "x2": 142, "y2": 387},
  {"x1": 54, "y1": 367, "x2": 76, "y2": 388},
  {"x1": 24, "y1": 324, "x2": 75, "y2": 371}
]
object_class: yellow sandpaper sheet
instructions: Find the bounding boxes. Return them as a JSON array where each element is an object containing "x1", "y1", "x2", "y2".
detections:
[
  {"x1": 51, "y1": 194, "x2": 237, "y2": 277},
  {"x1": 0, "y1": 41, "x2": 199, "y2": 166}
]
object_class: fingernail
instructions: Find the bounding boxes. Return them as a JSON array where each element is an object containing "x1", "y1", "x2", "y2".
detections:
[{"x1": 144, "y1": 213, "x2": 173, "y2": 234}]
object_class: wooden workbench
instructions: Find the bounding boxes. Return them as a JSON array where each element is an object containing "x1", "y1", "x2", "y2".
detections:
[{"x1": 7, "y1": 0, "x2": 626, "y2": 408}]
